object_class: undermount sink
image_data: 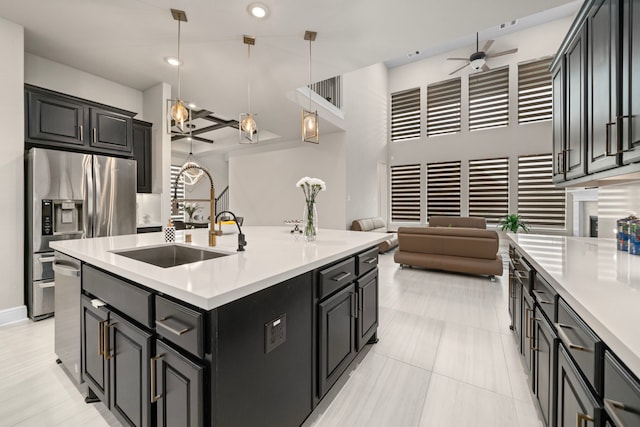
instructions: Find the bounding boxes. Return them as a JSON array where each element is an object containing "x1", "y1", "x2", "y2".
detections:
[{"x1": 112, "y1": 244, "x2": 232, "y2": 268}]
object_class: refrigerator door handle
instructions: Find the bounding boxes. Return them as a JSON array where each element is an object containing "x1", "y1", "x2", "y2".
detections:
[{"x1": 84, "y1": 155, "x2": 93, "y2": 238}]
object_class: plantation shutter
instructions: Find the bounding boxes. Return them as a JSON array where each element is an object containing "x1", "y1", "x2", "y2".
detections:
[
  {"x1": 518, "y1": 57, "x2": 553, "y2": 124},
  {"x1": 170, "y1": 165, "x2": 185, "y2": 221},
  {"x1": 391, "y1": 88, "x2": 421, "y2": 141},
  {"x1": 390, "y1": 164, "x2": 421, "y2": 222},
  {"x1": 469, "y1": 66, "x2": 509, "y2": 131},
  {"x1": 427, "y1": 78, "x2": 461, "y2": 136},
  {"x1": 518, "y1": 154, "x2": 566, "y2": 228},
  {"x1": 426, "y1": 161, "x2": 461, "y2": 218},
  {"x1": 468, "y1": 157, "x2": 509, "y2": 224}
]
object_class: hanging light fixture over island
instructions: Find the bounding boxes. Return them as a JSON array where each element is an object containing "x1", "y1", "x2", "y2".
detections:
[{"x1": 302, "y1": 30, "x2": 319, "y2": 144}]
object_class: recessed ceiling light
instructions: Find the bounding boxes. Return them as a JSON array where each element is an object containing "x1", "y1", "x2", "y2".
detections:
[
  {"x1": 188, "y1": 103, "x2": 197, "y2": 109},
  {"x1": 164, "y1": 56, "x2": 182, "y2": 66},
  {"x1": 247, "y1": 2, "x2": 269, "y2": 18}
]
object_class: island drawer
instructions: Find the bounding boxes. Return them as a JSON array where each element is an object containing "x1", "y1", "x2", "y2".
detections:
[
  {"x1": 318, "y1": 257, "x2": 356, "y2": 300},
  {"x1": 603, "y1": 350, "x2": 640, "y2": 427},
  {"x1": 155, "y1": 296, "x2": 204, "y2": 359},
  {"x1": 556, "y1": 297, "x2": 604, "y2": 395},
  {"x1": 532, "y1": 274, "x2": 556, "y2": 322},
  {"x1": 356, "y1": 247, "x2": 378, "y2": 276},
  {"x1": 82, "y1": 265, "x2": 153, "y2": 328}
]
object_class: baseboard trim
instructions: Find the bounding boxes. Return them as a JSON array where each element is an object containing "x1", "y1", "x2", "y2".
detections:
[{"x1": 0, "y1": 305, "x2": 28, "y2": 326}]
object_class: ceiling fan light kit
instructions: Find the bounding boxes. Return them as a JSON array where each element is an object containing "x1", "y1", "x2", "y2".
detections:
[{"x1": 447, "y1": 32, "x2": 518, "y2": 75}]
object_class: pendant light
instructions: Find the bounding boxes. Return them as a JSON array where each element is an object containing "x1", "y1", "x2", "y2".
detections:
[
  {"x1": 166, "y1": 8, "x2": 192, "y2": 136},
  {"x1": 179, "y1": 137, "x2": 206, "y2": 186},
  {"x1": 239, "y1": 35, "x2": 258, "y2": 144},
  {"x1": 302, "y1": 30, "x2": 319, "y2": 144}
]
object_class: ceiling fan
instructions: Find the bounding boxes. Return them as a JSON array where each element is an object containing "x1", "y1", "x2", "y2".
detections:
[{"x1": 447, "y1": 33, "x2": 518, "y2": 75}]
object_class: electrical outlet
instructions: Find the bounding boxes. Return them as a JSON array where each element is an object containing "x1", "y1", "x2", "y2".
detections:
[{"x1": 264, "y1": 314, "x2": 286, "y2": 354}]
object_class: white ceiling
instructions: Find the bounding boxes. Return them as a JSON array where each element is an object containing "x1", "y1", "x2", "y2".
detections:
[{"x1": 1, "y1": 0, "x2": 578, "y2": 153}]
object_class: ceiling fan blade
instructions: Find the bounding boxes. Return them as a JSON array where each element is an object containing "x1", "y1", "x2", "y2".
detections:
[
  {"x1": 446, "y1": 57, "x2": 470, "y2": 61},
  {"x1": 449, "y1": 62, "x2": 470, "y2": 75},
  {"x1": 481, "y1": 39, "x2": 494, "y2": 52},
  {"x1": 488, "y1": 48, "x2": 518, "y2": 58},
  {"x1": 481, "y1": 63, "x2": 490, "y2": 72}
]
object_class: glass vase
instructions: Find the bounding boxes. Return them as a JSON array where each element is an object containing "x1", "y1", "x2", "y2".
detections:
[{"x1": 303, "y1": 201, "x2": 318, "y2": 242}]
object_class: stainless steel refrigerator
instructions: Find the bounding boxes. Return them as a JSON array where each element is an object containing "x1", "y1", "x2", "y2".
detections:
[{"x1": 26, "y1": 147, "x2": 137, "y2": 320}]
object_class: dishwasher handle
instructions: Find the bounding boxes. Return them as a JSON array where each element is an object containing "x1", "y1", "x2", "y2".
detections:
[{"x1": 52, "y1": 262, "x2": 80, "y2": 277}]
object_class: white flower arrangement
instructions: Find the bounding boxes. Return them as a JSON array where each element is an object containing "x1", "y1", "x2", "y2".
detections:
[
  {"x1": 184, "y1": 202, "x2": 201, "y2": 221},
  {"x1": 296, "y1": 176, "x2": 326, "y2": 203}
]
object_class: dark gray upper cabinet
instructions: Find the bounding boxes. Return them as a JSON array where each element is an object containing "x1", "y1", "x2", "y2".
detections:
[
  {"x1": 552, "y1": 61, "x2": 566, "y2": 183},
  {"x1": 27, "y1": 89, "x2": 86, "y2": 147},
  {"x1": 133, "y1": 120, "x2": 152, "y2": 193},
  {"x1": 621, "y1": 0, "x2": 640, "y2": 164},
  {"x1": 25, "y1": 85, "x2": 136, "y2": 156},
  {"x1": 89, "y1": 108, "x2": 133, "y2": 154},
  {"x1": 588, "y1": 0, "x2": 619, "y2": 174},
  {"x1": 565, "y1": 25, "x2": 588, "y2": 180}
]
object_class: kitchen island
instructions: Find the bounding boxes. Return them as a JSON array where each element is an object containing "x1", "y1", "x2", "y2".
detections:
[{"x1": 51, "y1": 226, "x2": 390, "y2": 427}]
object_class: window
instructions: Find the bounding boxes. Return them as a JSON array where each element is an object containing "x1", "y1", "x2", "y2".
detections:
[
  {"x1": 427, "y1": 78, "x2": 461, "y2": 137},
  {"x1": 518, "y1": 57, "x2": 553, "y2": 124},
  {"x1": 390, "y1": 88, "x2": 421, "y2": 141},
  {"x1": 390, "y1": 164, "x2": 421, "y2": 222},
  {"x1": 469, "y1": 66, "x2": 509, "y2": 131},
  {"x1": 170, "y1": 165, "x2": 185, "y2": 221},
  {"x1": 518, "y1": 154, "x2": 566, "y2": 229},
  {"x1": 468, "y1": 157, "x2": 509, "y2": 225},
  {"x1": 426, "y1": 161, "x2": 461, "y2": 218}
]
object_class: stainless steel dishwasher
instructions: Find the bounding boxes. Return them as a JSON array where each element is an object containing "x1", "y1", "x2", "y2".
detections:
[{"x1": 53, "y1": 251, "x2": 82, "y2": 384}]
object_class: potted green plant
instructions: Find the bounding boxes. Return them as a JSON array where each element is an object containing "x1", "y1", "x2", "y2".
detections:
[{"x1": 499, "y1": 214, "x2": 530, "y2": 233}]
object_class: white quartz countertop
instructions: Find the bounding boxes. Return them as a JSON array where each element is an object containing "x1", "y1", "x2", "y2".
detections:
[
  {"x1": 507, "y1": 233, "x2": 640, "y2": 378},
  {"x1": 51, "y1": 226, "x2": 388, "y2": 311}
]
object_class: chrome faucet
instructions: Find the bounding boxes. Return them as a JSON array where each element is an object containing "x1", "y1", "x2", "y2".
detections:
[
  {"x1": 171, "y1": 165, "x2": 217, "y2": 246},
  {"x1": 215, "y1": 210, "x2": 246, "y2": 252}
]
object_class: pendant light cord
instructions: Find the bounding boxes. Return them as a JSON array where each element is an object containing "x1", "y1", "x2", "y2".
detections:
[
  {"x1": 177, "y1": 20, "x2": 182, "y2": 100},
  {"x1": 308, "y1": 38, "x2": 312, "y2": 111},
  {"x1": 247, "y1": 43, "x2": 252, "y2": 113}
]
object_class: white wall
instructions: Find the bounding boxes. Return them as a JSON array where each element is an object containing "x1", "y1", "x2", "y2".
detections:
[
  {"x1": 387, "y1": 17, "x2": 573, "y2": 230},
  {"x1": 597, "y1": 181, "x2": 640, "y2": 239},
  {"x1": 228, "y1": 133, "x2": 347, "y2": 229},
  {"x1": 344, "y1": 63, "x2": 388, "y2": 226},
  {"x1": 25, "y1": 54, "x2": 143, "y2": 117},
  {"x1": 0, "y1": 17, "x2": 25, "y2": 322}
]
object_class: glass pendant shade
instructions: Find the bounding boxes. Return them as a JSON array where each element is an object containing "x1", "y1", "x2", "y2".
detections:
[
  {"x1": 302, "y1": 109, "x2": 319, "y2": 143},
  {"x1": 239, "y1": 112, "x2": 258, "y2": 143},
  {"x1": 179, "y1": 158, "x2": 205, "y2": 186},
  {"x1": 167, "y1": 99, "x2": 192, "y2": 135}
]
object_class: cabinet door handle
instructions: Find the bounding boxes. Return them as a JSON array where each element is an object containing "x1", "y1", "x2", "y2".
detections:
[
  {"x1": 604, "y1": 398, "x2": 633, "y2": 427},
  {"x1": 150, "y1": 354, "x2": 163, "y2": 403},
  {"x1": 155, "y1": 317, "x2": 190, "y2": 336},
  {"x1": 576, "y1": 412, "x2": 594, "y2": 427},
  {"x1": 555, "y1": 323, "x2": 591, "y2": 352},
  {"x1": 104, "y1": 322, "x2": 115, "y2": 360},
  {"x1": 350, "y1": 292, "x2": 358, "y2": 318},
  {"x1": 98, "y1": 319, "x2": 106, "y2": 356},
  {"x1": 79, "y1": 125, "x2": 83, "y2": 141},
  {"x1": 92, "y1": 127, "x2": 97, "y2": 143},
  {"x1": 331, "y1": 271, "x2": 351, "y2": 282},
  {"x1": 532, "y1": 290, "x2": 553, "y2": 305},
  {"x1": 557, "y1": 152, "x2": 563, "y2": 174},
  {"x1": 364, "y1": 258, "x2": 377, "y2": 265}
]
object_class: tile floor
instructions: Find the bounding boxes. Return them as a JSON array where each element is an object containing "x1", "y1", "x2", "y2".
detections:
[{"x1": 0, "y1": 250, "x2": 543, "y2": 427}]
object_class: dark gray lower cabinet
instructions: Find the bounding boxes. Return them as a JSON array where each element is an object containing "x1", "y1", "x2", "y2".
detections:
[
  {"x1": 522, "y1": 290, "x2": 534, "y2": 380},
  {"x1": 356, "y1": 269, "x2": 378, "y2": 351},
  {"x1": 82, "y1": 295, "x2": 108, "y2": 404},
  {"x1": 81, "y1": 296, "x2": 152, "y2": 427},
  {"x1": 533, "y1": 305, "x2": 558, "y2": 427},
  {"x1": 155, "y1": 340, "x2": 204, "y2": 427},
  {"x1": 319, "y1": 284, "x2": 357, "y2": 398},
  {"x1": 603, "y1": 350, "x2": 640, "y2": 427},
  {"x1": 557, "y1": 345, "x2": 601, "y2": 427}
]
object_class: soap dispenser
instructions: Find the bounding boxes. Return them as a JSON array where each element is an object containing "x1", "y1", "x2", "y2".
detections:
[{"x1": 164, "y1": 219, "x2": 176, "y2": 242}]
